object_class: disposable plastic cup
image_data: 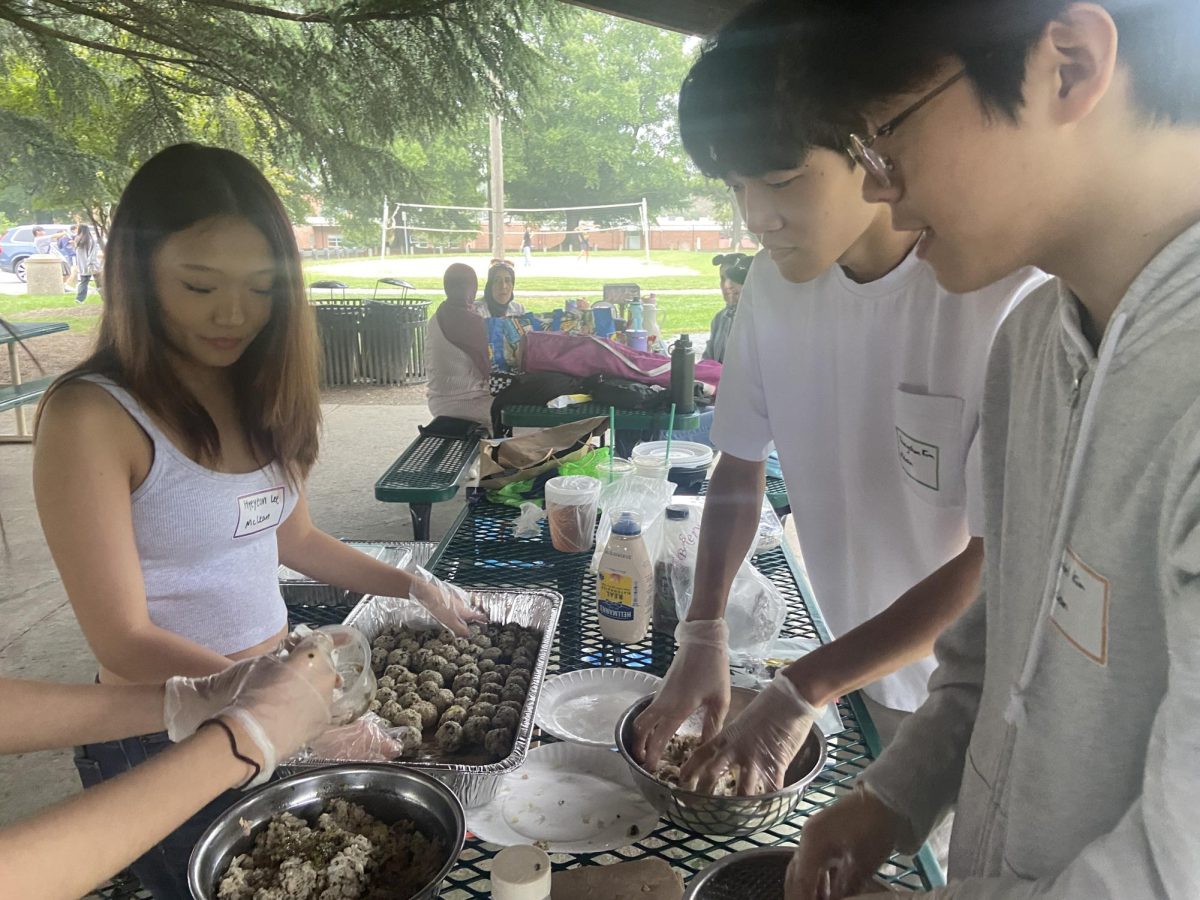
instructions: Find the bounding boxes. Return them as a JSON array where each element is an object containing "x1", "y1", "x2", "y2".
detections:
[
  {"x1": 633, "y1": 459, "x2": 670, "y2": 481},
  {"x1": 312, "y1": 625, "x2": 376, "y2": 726},
  {"x1": 601, "y1": 457, "x2": 637, "y2": 484},
  {"x1": 545, "y1": 475, "x2": 603, "y2": 553}
]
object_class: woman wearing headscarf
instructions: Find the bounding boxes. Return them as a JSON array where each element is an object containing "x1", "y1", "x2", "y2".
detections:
[
  {"x1": 703, "y1": 253, "x2": 750, "y2": 363},
  {"x1": 473, "y1": 259, "x2": 526, "y2": 318},
  {"x1": 427, "y1": 263, "x2": 493, "y2": 430}
]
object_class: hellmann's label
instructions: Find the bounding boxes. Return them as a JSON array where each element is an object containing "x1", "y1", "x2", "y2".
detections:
[{"x1": 598, "y1": 572, "x2": 635, "y2": 621}]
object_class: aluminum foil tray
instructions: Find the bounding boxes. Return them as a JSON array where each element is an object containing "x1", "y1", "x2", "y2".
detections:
[
  {"x1": 288, "y1": 588, "x2": 562, "y2": 809},
  {"x1": 278, "y1": 541, "x2": 434, "y2": 607}
]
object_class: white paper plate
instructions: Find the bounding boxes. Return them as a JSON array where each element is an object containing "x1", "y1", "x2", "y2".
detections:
[
  {"x1": 466, "y1": 742, "x2": 661, "y2": 852},
  {"x1": 536, "y1": 667, "x2": 662, "y2": 748}
]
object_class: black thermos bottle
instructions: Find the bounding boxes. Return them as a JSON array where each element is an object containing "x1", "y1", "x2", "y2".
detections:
[{"x1": 670, "y1": 334, "x2": 695, "y2": 414}]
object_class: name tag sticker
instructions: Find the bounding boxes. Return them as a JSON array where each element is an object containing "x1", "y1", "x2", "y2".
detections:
[
  {"x1": 1050, "y1": 546, "x2": 1110, "y2": 665},
  {"x1": 896, "y1": 426, "x2": 940, "y2": 491},
  {"x1": 234, "y1": 486, "x2": 286, "y2": 538}
]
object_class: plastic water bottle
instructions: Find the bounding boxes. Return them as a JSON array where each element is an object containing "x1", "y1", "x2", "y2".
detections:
[
  {"x1": 630, "y1": 296, "x2": 644, "y2": 331},
  {"x1": 670, "y1": 334, "x2": 695, "y2": 413}
]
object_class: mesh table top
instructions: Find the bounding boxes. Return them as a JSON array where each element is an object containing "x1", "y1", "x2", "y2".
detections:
[{"x1": 421, "y1": 500, "x2": 942, "y2": 897}]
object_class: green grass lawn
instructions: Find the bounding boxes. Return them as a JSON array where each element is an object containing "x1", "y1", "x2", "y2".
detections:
[
  {"x1": 0, "y1": 248, "x2": 733, "y2": 335},
  {"x1": 305, "y1": 249, "x2": 734, "y2": 292}
]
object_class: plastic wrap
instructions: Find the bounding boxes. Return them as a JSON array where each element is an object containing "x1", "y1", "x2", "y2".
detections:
[{"x1": 589, "y1": 474, "x2": 677, "y2": 573}]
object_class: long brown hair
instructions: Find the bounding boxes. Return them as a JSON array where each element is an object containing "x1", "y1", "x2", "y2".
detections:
[{"x1": 39, "y1": 144, "x2": 321, "y2": 484}]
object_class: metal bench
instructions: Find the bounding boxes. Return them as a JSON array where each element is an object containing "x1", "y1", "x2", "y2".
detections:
[
  {"x1": 375, "y1": 432, "x2": 481, "y2": 540},
  {"x1": 0, "y1": 374, "x2": 56, "y2": 442}
]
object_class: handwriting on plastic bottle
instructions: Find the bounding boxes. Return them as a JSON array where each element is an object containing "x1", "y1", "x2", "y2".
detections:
[{"x1": 234, "y1": 486, "x2": 286, "y2": 538}]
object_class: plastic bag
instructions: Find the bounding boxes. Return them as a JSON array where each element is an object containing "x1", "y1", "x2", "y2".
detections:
[
  {"x1": 512, "y1": 501, "x2": 545, "y2": 538},
  {"x1": 673, "y1": 557, "x2": 788, "y2": 665},
  {"x1": 589, "y1": 474, "x2": 677, "y2": 573}
]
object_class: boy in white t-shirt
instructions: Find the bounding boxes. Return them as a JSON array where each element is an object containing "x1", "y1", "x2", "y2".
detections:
[{"x1": 630, "y1": 0, "x2": 1045, "y2": 795}]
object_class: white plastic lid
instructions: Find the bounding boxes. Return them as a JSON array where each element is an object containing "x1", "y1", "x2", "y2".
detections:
[
  {"x1": 631, "y1": 440, "x2": 714, "y2": 472},
  {"x1": 545, "y1": 475, "x2": 602, "y2": 505}
]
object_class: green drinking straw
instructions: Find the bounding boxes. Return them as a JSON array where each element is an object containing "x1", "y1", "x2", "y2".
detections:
[
  {"x1": 665, "y1": 402, "x2": 676, "y2": 475},
  {"x1": 609, "y1": 406, "x2": 616, "y2": 480}
]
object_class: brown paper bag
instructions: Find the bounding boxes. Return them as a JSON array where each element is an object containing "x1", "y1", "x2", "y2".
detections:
[{"x1": 476, "y1": 415, "x2": 608, "y2": 489}]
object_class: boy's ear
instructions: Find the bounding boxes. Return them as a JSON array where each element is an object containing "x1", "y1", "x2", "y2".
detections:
[{"x1": 1040, "y1": 3, "x2": 1119, "y2": 125}]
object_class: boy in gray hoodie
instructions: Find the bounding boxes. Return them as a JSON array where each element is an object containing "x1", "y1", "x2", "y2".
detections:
[{"x1": 776, "y1": 1, "x2": 1200, "y2": 897}]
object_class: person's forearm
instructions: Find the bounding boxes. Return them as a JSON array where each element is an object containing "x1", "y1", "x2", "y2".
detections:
[
  {"x1": 784, "y1": 538, "x2": 983, "y2": 706},
  {"x1": 0, "y1": 722, "x2": 255, "y2": 900},
  {"x1": 0, "y1": 680, "x2": 166, "y2": 753},
  {"x1": 97, "y1": 624, "x2": 234, "y2": 683},
  {"x1": 281, "y1": 527, "x2": 417, "y2": 598},
  {"x1": 687, "y1": 454, "x2": 766, "y2": 621}
]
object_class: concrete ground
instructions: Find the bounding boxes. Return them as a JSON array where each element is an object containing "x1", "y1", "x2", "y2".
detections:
[{"x1": 0, "y1": 400, "x2": 467, "y2": 827}]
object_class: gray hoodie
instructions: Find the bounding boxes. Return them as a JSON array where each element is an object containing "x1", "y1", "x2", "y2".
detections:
[{"x1": 862, "y1": 222, "x2": 1200, "y2": 898}]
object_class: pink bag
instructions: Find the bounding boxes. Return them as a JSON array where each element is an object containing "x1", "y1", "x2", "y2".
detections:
[{"x1": 521, "y1": 331, "x2": 722, "y2": 390}]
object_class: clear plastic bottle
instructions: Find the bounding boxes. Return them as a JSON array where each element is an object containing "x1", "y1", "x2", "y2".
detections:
[
  {"x1": 654, "y1": 505, "x2": 691, "y2": 636},
  {"x1": 596, "y1": 511, "x2": 655, "y2": 643}
]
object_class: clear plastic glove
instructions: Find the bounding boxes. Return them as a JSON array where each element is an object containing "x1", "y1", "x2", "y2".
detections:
[
  {"x1": 407, "y1": 564, "x2": 488, "y2": 636},
  {"x1": 680, "y1": 672, "x2": 818, "y2": 796},
  {"x1": 631, "y1": 619, "x2": 730, "y2": 770},
  {"x1": 164, "y1": 631, "x2": 337, "y2": 787},
  {"x1": 306, "y1": 712, "x2": 405, "y2": 761},
  {"x1": 784, "y1": 783, "x2": 904, "y2": 900}
]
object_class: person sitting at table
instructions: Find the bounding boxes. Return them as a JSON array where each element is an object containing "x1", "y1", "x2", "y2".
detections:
[
  {"x1": 31, "y1": 143, "x2": 483, "y2": 898},
  {"x1": 427, "y1": 263, "x2": 493, "y2": 431},
  {"x1": 703, "y1": 253, "x2": 750, "y2": 364},
  {"x1": 0, "y1": 636, "x2": 339, "y2": 900},
  {"x1": 474, "y1": 258, "x2": 526, "y2": 318}
]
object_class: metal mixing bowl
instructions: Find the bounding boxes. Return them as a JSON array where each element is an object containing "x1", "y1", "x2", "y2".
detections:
[
  {"x1": 682, "y1": 847, "x2": 900, "y2": 898},
  {"x1": 684, "y1": 847, "x2": 793, "y2": 899},
  {"x1": 614, "y1": 687, "x2": 826, "y2": 836},
  {"x1": 188, "y1": 764, "x2": 465, "y2": 900}
]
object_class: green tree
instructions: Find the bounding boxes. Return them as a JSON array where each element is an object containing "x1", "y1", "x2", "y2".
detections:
[
  {"x1": 0, "y1": 0, "x2": 551, "y2": 224},
  {"x1": 501, "y1": 8, "x2": 700, "y2": 239}
]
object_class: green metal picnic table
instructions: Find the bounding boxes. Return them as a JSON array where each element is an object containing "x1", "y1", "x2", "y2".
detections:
[
  {"x1": 1, "y1": 321, "x2": 68, "y2": 441},
  {"x1": 500, "y1": 401, "x2": 702, "y2": 432},
  {"x1": 417, "y1": 497, "x2": 944, "y2": 897}
]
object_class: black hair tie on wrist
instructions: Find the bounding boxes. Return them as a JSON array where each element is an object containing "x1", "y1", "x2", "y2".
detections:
[{"x1": 201, "y1": 717, "x2": 261, "y2": 789}]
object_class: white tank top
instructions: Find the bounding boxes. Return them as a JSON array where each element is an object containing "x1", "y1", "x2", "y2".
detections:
[
  {"x1": 81, "y1": 376, "x2": 294, "y2": 655},
  {"x1": 426, "y1": 315, "x2": 493, "y2": 426}
]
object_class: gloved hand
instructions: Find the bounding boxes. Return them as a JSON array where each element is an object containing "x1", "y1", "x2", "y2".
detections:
[
  {"x1": 407, "y1": 564, "x2": 488, "y2": 636},
  {"x1": 680, "y1": 671, "x2": 818, "y2": 796},
  {"x1": 784, "y1": 783, "x2": 904, "y2": 900},
  {"x1": 631, "y1": 619, "x2": 730, "y2": 770},
  {"x1": 305, "y1": 712, "x2": 406, "y2": 762},
  {"x1": 164, "y1": 631, "x2": 337, "y2": 787}
]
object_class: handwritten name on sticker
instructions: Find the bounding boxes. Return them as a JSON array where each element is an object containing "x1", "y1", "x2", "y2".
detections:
[
  {"x1": 1050, "y1": 546, "x2": 1109, "y2": 665},
  {"x1": 234, "y1": 486, "x2": 286, "y2": 538},
  {"x1": 896, "y1": 426, "x2": 940, "y2": 491}
]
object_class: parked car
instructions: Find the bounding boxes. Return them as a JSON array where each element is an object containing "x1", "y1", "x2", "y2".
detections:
[{"x1": 0, "y1": 224, "x2": 74, "y2": 282}]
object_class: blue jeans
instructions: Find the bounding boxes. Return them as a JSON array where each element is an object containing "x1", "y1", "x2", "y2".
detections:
[
  {"x1": 75, "y1": 732, "x2": 244, "y2": 899},
  {"x1": 75, "y1": 274, "x2": 92, "y2": 303}
]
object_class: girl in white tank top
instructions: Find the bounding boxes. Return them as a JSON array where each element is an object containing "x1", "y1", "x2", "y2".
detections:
[{"x1": 31, "y1": 144, "x2": 483, "y2": 897}]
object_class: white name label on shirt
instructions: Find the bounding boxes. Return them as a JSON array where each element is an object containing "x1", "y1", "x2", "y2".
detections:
[
  {"x1": 1050, "y1": 546, "x2": 1109, "y2": 665},
  {"x1": 234, "y1": 486, "x2": 286, "y2": 539},
  {"x1": 896, "y1": 426, "x2": 940, "y2": 491}
]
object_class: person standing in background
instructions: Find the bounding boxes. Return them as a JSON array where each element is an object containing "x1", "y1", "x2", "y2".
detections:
[
  {"x1": 522, "y1": 227, "x2": 533, "y2": 267},
  {"x1": 704, "y1": 253, "x2": 751, "y2": 363},
  {"x1": 73, "y1": 225, "x2": 102, "y2": 304}
]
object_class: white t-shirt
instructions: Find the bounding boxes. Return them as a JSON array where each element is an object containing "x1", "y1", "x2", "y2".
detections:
[{"x1": 711, "y1": 248, "x2": 1047, "y2": 711}]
